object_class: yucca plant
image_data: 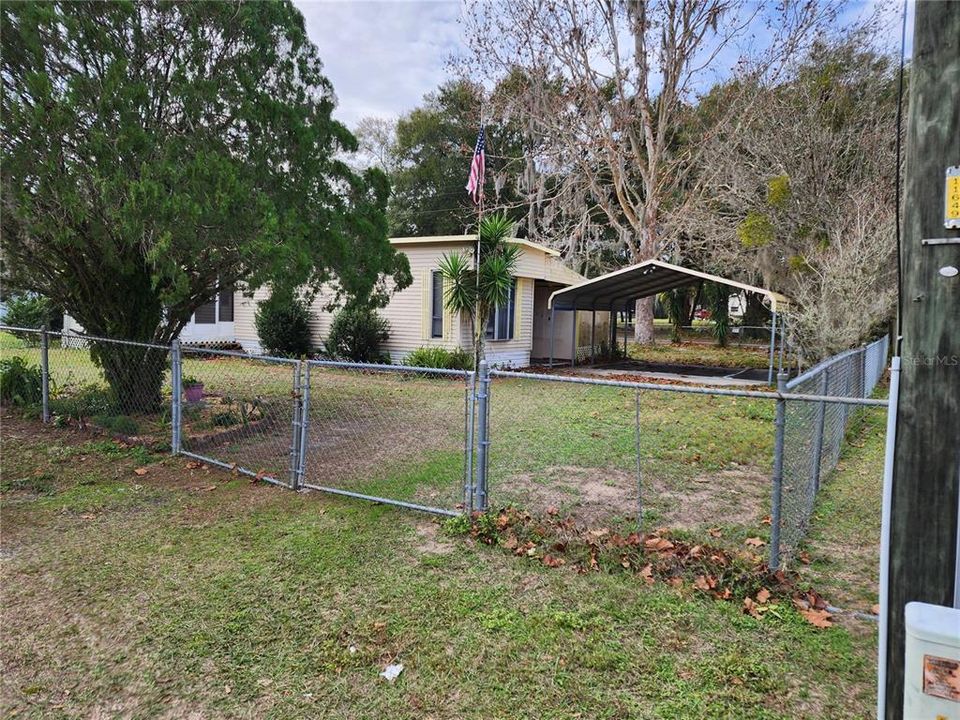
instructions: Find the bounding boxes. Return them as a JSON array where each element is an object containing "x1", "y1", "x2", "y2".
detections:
[{"x1": 438, "y1": 212, "x2": 520, "y2": 367}]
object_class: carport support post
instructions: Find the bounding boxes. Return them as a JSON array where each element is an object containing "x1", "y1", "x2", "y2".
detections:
[
  {"x1": 170, "y1": 339, "x2": 181, "y2": 455},
  {"x1": 623, "y1": 306, "x2": 629, "y2": 357},
  {"x1": 609, "y1": 305, "x2": 617, "y2": 355},
  {"x1": 40, "y1": 323, "x2": 50, "y2": 423},
  {"x1": 769, "y1": 371, "x2": 788, "y2": 570},
  {"x1": 590, "y1": 309, "x2": 596, "y2": 364},
  {"x1": 475, "y1": 360, "x2": 490, "y2": 512},
  {"x1": 570, "y1": 309, "x2": 577, "y2": 367},
  {"x1": 549, "y1": 306, "x2": 555, "y2": 367},
  {"x1": 767, "y1": 310, "x2": 778, "y2": 384}
]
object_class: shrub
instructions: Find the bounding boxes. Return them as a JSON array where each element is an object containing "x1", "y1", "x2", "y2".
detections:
[
  {"x1": 324, "y1": 305, "x2": 390, "y2": 363},
  {"x1": 405, "y1": 346, "x2": 473, "y2": 370},
  {"x1": 1, "y1": 294, "x2": 59, "y2": 343},
  {"x1": 211, "y1": 411, "x2": 240, "y2": 427},
  {"x1": 92, "y1": 414, "x2": 140, "y2": 435},
  {"x1": 0, "y1": 356, "x2": 43, "y2": 406},
  {"x1": 255, "y1": 290, "x2": 313, "y2": 358},
  {"x1": 50, "y1": 383, "x2": 116, "y2": 422}
]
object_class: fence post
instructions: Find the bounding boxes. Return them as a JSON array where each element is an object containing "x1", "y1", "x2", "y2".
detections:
[
  {"x1": 634, "y1": 387, "x2": 643, "y2": 532},
  {"x1": 288, "y1": 361, "x2": 302, "y2": 489},
  {"x1": 171, "y1": 339, "x2": 181, "y2": 455},
  {"x1": 464, "y1": 371, "x2": 476, "y2": 514},
  {"x1": 767, "y1": 311, "x2": 777, "y2": 384},
  {"x1": 810, "y1": 367, "x2": 829, "y2": 496},
  {"x1": 769, "y1": 371, "x2": 788, "y2": 570},
  {"x1": 40, "y1": 324, "x2": 50, "y2": 423},
  {"x1": 475, "y1": 360, "x2": 490, "y2": 513},
  {"x1": 296, "y1": 362, "x2": 311, "y2": 490}
]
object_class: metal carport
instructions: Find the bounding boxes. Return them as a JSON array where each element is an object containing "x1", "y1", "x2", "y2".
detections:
[{"x1": 547, "y1": 260, "x2": 792, "y2": 383}]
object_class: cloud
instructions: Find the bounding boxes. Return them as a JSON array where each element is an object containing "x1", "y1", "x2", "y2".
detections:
[{"x1": 293, "y1": 0, "x2": 462, "y2": 129}]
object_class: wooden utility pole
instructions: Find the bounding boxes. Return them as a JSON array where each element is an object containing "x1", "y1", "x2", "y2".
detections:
[{"x1": 883, "y1": 1, "x2": 960, "y2": 717}]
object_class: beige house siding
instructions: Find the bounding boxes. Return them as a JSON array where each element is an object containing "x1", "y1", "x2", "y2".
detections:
[{"x1": 233, "y1": 237, "x2": 587, "y2": 365}]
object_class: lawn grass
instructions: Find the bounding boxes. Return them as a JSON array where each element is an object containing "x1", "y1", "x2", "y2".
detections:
[
  {"x1": 1, "y1": 342, "x2": 780, "y2": 529},
  {"x1": 625, "y1": 341, "x2": 775, "y2": 370},
  {"x1": 1, "y1": 412, "x2": 884, "y2": 719}
]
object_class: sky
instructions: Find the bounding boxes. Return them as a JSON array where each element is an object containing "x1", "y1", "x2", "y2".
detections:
[
  {"x1": 293, "y1": 0, "x2": 461, "y2": 128},
  {"x1": 293, "y1": 0, "x2": 914, "y2": 132}
]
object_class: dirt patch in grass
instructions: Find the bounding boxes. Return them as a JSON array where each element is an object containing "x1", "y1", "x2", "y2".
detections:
[
  {"x1": 412, "y1": 521, "x2": 454, "y2": 555},
  {"x1": 497, "y1": 464, "x2": 768, "y2": 530}
]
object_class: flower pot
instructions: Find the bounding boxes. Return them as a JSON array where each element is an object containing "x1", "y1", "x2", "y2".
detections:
[{"x1": 184, "y1": 383, "x2": 204, "y2": 403}]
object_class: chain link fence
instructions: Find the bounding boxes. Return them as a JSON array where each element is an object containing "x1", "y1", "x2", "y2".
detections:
[
  {"x1": 299, "y1": 361, "x2": 472, "y2": 515},
  {"x1": 1, "y1": 323, "x2": 890, "y2": 567},
  {"x1": 778, "y1": 335, "x2": 890, "y2": 557},
  {"x1": 178, "y1": 347, "x2": 300, "y2": 488},
  {"x1": 484, "y1": 371, "x2": 778, "y2": 536}
]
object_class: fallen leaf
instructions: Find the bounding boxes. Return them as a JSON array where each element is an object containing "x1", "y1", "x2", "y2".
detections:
[
  {"x1": 546, "y1": 505, "x2": 559, "y2": 516},
  {"x1": 185, "y1": 461, "x2": 203, "y2": 470},
  {"x1": 798, "y1": 551, "x2": 812, "y2": 565},
  {"x1": 756, "y1": 588, "x2": 771, "y2": 604},
  {"x1": 743, "y1": 597, "x2": 761, "y2": 618},
  {"x1": 588, "y1": 528, "x2": 610, "y2": 539},
  {"x1": 644, "y1": 537, "x2": 675, "y2": 551},
  {"x1": 708, "y1": 528, "x2": 723, "y2": 538},
  {"x1": 542, "y1": 554, "x2": 565, "y2": 568},
  {"x1": 620, "y1": 555, "x2": 631, "y2": 569},
  {"x1": 502, "y1": 535, "x2": 519, "y2": 550},
  {"x1": 761, "y1": 515, "x2": 772, "y2": 526},
  {"x1": 871, "y1": 604, "x2": 881, "y2": 615},
  {"x1": 800, "y1": 608, "x2": 833, "y2": 628},
  {"x1": 744, "y1": 537, "x2": 766, "y2": 548},
  {"x1": 694, "y1": 575, "x2": 711, "y2": 592},
  {"x1": 133, "y1": 467, "x2": 148, "y2": 476},
  {"x1": 80, "y1": 513, "x2": 96, "y2": 520},
  {"x1": 639, "y1": 564, "x2": 654, "y2": 584}
]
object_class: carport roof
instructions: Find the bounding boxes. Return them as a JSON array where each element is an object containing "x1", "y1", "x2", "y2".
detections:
[{"x1": 548, "y1": 260, "x2": 791, "y2": 312}]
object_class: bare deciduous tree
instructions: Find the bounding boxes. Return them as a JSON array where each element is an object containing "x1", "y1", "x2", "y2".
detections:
[
  {"x1": 353, "y1": 116, "x2": 398, "y2": 174},
  {"x1": 684, "y1": 32, "x2": 899, "y2": 359},
  {"x1": 461, "y1": 0, "x2": 845, "y2": 342}
]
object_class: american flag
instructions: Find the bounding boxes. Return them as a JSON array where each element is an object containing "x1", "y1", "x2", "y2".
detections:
[{"x1": 465, "y1": 126, "x2": 485, "y2": 204}]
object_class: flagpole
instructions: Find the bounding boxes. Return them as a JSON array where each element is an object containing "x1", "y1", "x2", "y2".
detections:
[{"x1": 474, "y1": 117, "x2": 484, "y2": 371}]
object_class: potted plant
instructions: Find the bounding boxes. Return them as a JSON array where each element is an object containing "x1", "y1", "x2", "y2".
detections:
[{"x1": 182, "y1": 375, "x2": 204, "y2": 403}]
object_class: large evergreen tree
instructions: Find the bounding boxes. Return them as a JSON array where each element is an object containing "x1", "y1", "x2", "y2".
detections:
[
  {"x1": 1, "y1": 1, "x2": 410, "y2": 409},
  {"x1": 389, "y1": 80, "x2": 525, "y2": 236}
]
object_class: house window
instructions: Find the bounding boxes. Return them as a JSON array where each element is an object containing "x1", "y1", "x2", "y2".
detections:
[
  {"x1": 431, "y1": 271, "x2": 444, "y2": 338},
  {"x1": 486, "y1": 279, "x2": 516, "y2": 341},
  {"x1": 218, "y1": 285, "x2": 234, "y2": 322},
  {"x1": 194, "y1": 298, "x2": 217, "y2": 324}
]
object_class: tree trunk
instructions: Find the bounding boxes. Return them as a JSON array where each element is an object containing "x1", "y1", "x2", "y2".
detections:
[
  {"x1": 634, "y1": 296, "x2": 655, "y2": 343},
  {"x1": 92, "y1": 341, "x2": 169, "y2": 414},
  {"x1": 633, "y1": 202, "x2": 658, "y2": 343}
]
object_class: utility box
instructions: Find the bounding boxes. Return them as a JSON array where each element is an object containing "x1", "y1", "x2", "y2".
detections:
[{"x1": 904, "y1": 602, "x2": 960, "y2": 719}]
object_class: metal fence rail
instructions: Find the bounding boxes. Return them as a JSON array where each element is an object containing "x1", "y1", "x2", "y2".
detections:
[{"x1": 1, "y1": 324, "x2": 892, "y2": 568}]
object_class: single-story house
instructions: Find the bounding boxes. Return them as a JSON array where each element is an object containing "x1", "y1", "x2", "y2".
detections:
[
  {"x1": 62, "y1": 285, "x2": 236, "y2": 347},
  {"x1": 235, "y1": 235, "x2": 607, "y2": 367},
  {"x1": 63, "y1": 236, "x2": 608, "y2": 367}
]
